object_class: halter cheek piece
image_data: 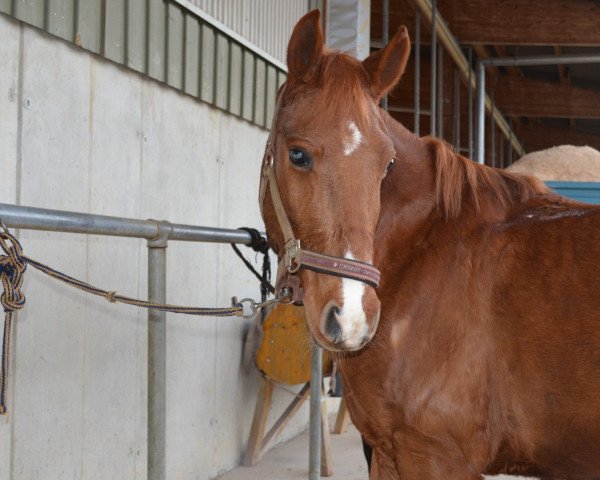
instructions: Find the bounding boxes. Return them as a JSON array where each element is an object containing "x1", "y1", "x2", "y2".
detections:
[{"x1": 258, "y1": 90, "x2": 381, "y2": 304}]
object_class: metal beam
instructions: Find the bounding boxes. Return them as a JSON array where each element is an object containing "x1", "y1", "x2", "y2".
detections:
[
  {"x1": 480, "y1": 53, "x2": 600, "y2": 68},
  {"x1": 408, "y1": 0, "x2": 525, "y2": 157},
  {"x1": 476, "y1": 54, "x2": 600, "y2": 164}
]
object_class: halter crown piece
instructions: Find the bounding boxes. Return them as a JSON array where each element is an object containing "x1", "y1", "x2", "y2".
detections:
[{"x1": 258, "y1": 89, "x2": 381, "y2": 304}]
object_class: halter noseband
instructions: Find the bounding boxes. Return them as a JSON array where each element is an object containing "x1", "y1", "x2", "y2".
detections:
[{"x1": 258, "y1": 89, "x2": 381, "y2": 304}]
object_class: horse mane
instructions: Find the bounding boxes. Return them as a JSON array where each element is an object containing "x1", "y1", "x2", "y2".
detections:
[{"x1": 429, "y1": 138, "x2": 549, "y2": 218}]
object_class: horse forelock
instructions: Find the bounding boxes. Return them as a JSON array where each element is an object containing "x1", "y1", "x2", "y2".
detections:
[
  {"x1": 283, "y1": 50, "x2": 375, "y2": 131},
  {"x1": 429, "y1": 138, "x2": 549, "y2": 218}
]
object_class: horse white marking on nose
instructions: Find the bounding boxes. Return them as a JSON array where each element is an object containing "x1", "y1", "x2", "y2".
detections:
[
  {"x1": 343, "y1": 121, "x2": 362, "y2": 156},
  {"x1": 338, "y1": 251, "x2": 368, "y2": 344}
]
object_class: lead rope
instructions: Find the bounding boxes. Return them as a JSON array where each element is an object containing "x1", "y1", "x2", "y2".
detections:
[
  {"x1": 0, "y1": 221, "x2": 286, "y2": 415},
  {"x1": 0, "y1": 225, "x2": 26, "y2": 415}
]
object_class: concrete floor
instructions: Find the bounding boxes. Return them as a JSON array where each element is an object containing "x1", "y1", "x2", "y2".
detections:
[
  {"x1": 217, "y1": 423, "x2": 369, "y2": 480},
  {"x1": 216, "y1": 421, "x2": 534, "y2": 480}
]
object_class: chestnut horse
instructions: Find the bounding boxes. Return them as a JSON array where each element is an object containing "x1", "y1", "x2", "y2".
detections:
[{"x1": 259, "y1": 10, "x2": 600, "y2": 479}]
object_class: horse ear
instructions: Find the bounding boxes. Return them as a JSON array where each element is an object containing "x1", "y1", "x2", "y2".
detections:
[
  {"x1": 362, "y1": 25, "x2": 411, "y2": 100},
  {"x1": 287, "y1": 10, "x2": 324, "y2": 82}
]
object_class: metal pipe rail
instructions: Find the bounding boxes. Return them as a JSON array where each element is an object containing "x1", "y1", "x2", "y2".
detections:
[
  {"x1": 0, "y1": 203, "x2": 252, "y2": 244},
  {"x1": 0, "y1": 202, "x2": 323, "y2": 480},
  {"x1": 475, "y1": 53, "x2": 600, "y2": 165}
]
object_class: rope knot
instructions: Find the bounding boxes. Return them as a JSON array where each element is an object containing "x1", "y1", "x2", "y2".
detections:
[
  {"x1": 239, "y1": 228, "x2": 270, "y2": 255},
  {"x1": 0, "y1": 231, "x2": 27, "y2": 314},
  {"x1": 106, "y1": 291, "x2": 117, "y2": 303}
]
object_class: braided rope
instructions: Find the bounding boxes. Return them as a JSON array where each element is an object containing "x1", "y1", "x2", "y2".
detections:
[
  {"x1": 0, "y1": 226, "x2": 267, "y2": 415},
  {"x1": 0, "y1": 229, "x2": 27, "y2": 415}
]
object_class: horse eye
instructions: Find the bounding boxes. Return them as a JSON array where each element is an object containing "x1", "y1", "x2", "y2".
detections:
[
  {"x1": 383, "y1": 159, "x2": 395, "y2": 179},
  {"x1": 289, "y1": 148, "x2": 312, "y2": 168}
]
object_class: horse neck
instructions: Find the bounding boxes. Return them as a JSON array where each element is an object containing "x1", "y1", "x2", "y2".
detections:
[{"x1": 374, "y1": 114, "x2": 437, "y2": 266}]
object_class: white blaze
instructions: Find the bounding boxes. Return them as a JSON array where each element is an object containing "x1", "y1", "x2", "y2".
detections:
[
  {"x1": 338, "y1": 251, "x2": 368, "y2": 344},
  {"x1": 343, "y1": 121, "x2": 363, "y2": 156}
]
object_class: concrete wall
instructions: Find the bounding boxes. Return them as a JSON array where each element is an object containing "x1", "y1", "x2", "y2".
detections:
[{"x1": 0, "y1": 14, "x2": 317, "y2": 480}]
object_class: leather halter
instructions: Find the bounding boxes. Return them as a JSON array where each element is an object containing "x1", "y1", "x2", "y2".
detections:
[{"x1": 258, "y1": 88, "x2": 381, "y2": 304}]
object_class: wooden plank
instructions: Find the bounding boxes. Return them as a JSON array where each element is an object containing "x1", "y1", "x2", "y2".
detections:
[
  {"x1": 515, "y1": 123, "x2": 600, "y2": 153},
  {"x1": 436, "y1": 0, "x2": 600, "y2": 46},
  {"x1": 495, "y1": 76, "x2": 600, "y2": 119},
  {"x1": 166, "y1": 2, "x2": 184, "y2": 89},
  {"x1": 261, "y1": 382, "x2": 311, "y2": 451},
  {"x1": 494, "y1": 45, "x2": 522, "y2": 77},
  {"x1": 243, "y1": 377, "x2": 274, "y2": 466},
  {"x1": 333, "y1": 398, "x2": 350, "y2": 434},
  {"x1": 321, "y1": 395, "x2": 333, "y2": 477},
  {"x1": 554, "y1": 46, "x2": 576, "y2": 128}
]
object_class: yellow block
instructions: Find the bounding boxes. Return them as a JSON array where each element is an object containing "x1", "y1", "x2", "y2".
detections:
[{"x1": 256, "y1": 303, "x2": 332, "y2": 385}]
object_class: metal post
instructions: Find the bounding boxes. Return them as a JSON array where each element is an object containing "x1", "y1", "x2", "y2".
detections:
[
  {"x1": 453, "y1": 68, "x2": 460, "y2": 151},
  {"x1": 475, "y1": 61, "x2": 486, "y2": 164},
  {"x1": 429, "y1": 0, "x2": 437, "y2": 137},
  {"x1": 414, "y1": 9, "x2": 421, "y2": 136},
  {"x1": 437, "y1": 44, "x2": 444, "y2": 139},
  {"x1": 467, "y1": 48, "x2": 473, "y2": 159},
  {"x1": 147, "y1": 221, "x2": 172, "y2": 480},
  {"x1": 381, "y1": 0, "x2": 389, "y2": 111},
  {"x1": 309, "y1": 342, "x2": 323, "y2": 480}
]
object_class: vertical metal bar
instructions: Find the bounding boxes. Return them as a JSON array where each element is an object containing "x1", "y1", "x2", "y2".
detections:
[
  {"x1": 414, "y1": 9, "x2": 421, "y2": 136},
  {"x1": 437, "y1": 44, "x2": 444, "y2": 139},
  {"x1": 475, "y1": 61, "x2": 486, "y2": 164},
  {"x1": 381, "y1": 0, "x2": 389, "y2": 110},
  {"x1": 453, "y1": 68, "x2": 460, "y2": 151},
  {"x1": 147, "y1": 220, "x2": 170, "y2": 480},
  {"x1": 429, "y1": 0, "x2": 437, "y2": 137},
  {"x1": 148, "y1": 245, "x2": 167, "y2": 480},
  {"x1": 500, "y1": 135, "x2": 505, "y2": 169},
  {"x1": 309, "y1": 342, "x2": 323, "y2": 480},
  {"x1": 468, "y1": 47, "x2": 473, "y2": 159}
]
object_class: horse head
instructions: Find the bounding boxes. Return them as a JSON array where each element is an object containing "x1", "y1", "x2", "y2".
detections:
[{"x1": 260, "y1": 10, "x2": 410, "y2": 352}]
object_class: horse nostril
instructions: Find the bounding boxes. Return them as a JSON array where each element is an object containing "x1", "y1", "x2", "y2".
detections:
[{"x1": 324, "y1": 306, "x2": 343, "y2": 343}]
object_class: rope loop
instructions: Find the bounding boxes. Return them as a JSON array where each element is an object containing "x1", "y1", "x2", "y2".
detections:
[
  {"x1": 0, "y1": 231, "x2": 27, "y2": 314},
  {"x1": 238, "y1": 227, "x2": 270, "y2": 254}
]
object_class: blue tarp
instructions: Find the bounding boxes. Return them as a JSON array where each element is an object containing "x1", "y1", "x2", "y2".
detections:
[{"x1": 545, "y1": 181, "x2": 600, "y2": 205}]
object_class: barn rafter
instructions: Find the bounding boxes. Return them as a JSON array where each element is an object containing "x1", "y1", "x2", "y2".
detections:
[{"x1": 370, "y1": 0, "x2": 600, "y2": 163}]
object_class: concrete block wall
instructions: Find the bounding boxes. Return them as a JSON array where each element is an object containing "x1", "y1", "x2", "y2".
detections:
[{"x1": 0, "y1": 14, "x2": 316, "y2": 480}]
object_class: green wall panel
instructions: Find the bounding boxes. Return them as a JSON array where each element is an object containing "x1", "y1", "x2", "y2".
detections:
[{"x1": 1, "y1": 0, "x2": 287, "y2": 131}]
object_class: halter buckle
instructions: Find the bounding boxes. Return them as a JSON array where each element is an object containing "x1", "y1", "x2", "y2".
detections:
[{"x1": 284, "y1": 239, "x2": 301, "y2": 273}]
